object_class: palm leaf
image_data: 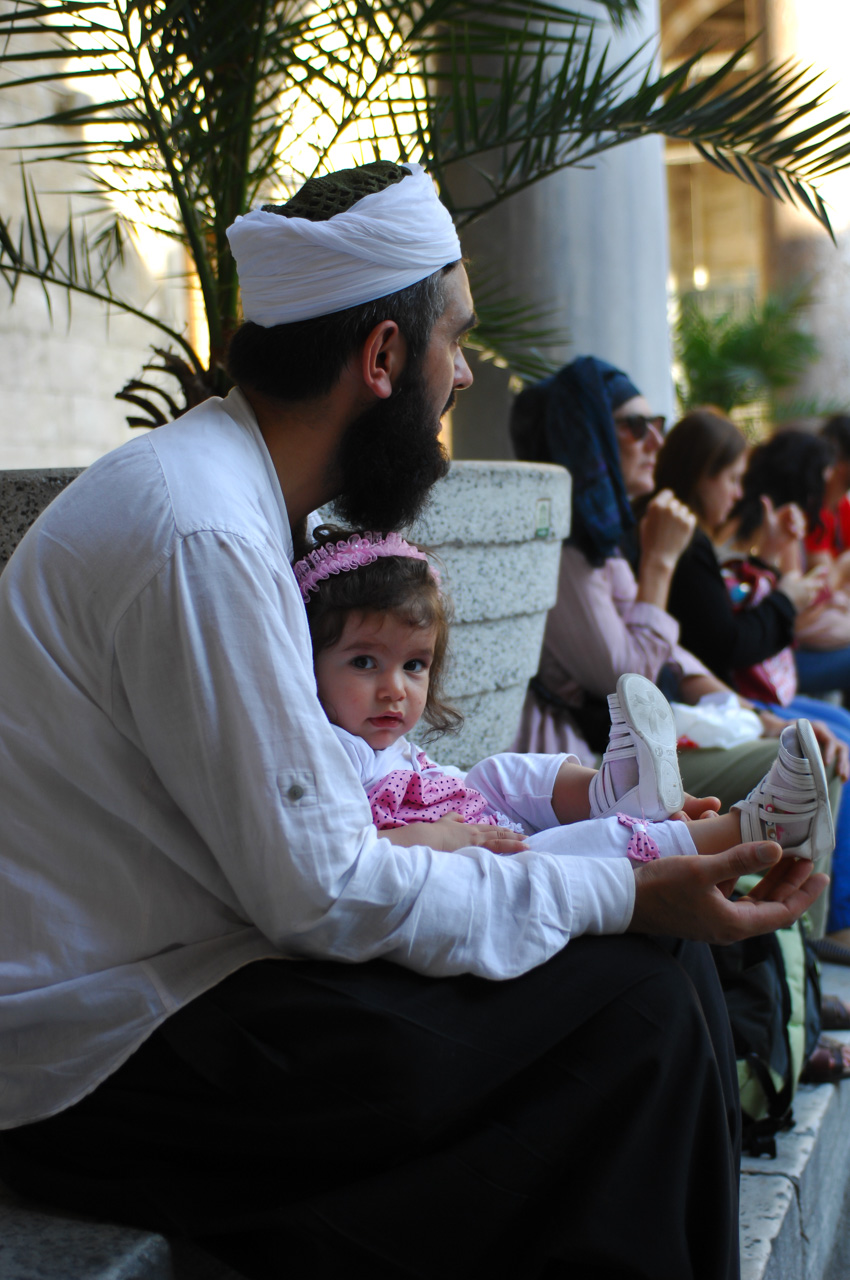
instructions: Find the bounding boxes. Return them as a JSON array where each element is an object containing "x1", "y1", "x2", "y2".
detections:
[
  {"x1": 466, "y1": 269, "x2": 565, "y2": 384},
  {"x1": 0, "y1": 171, "x2": 201, "y2": 365},
  {"x1": 675, "y1": 289, "x2": 820, "y2": 414}
]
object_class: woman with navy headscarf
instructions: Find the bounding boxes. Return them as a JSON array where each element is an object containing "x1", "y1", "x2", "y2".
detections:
[{"x1": 510, "y1": 355, "x2": 842, "y2": 829}]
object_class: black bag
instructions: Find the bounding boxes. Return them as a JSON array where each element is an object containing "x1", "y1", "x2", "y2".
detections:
[{"x1": 712, "y1": 920, "x2": 822, "y2": 1158}]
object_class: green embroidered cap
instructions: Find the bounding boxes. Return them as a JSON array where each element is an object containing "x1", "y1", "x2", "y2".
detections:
[{"x1": 264, "y1": 161, "x2": 409, "y2": 222}]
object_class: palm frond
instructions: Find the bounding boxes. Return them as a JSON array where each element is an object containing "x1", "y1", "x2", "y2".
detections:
[
  {"x1": 467, "y1": 270, "x2": 565, "y2": 384},
  {"x1": 416, "y1": 38, "x2": 850, "y2": 235},
  {"x1": 675, "y1": 289, "x2": 820, "y2": 413},
  {"x1": 0, "y1": 171, "x2": 201, "y2": 365}
]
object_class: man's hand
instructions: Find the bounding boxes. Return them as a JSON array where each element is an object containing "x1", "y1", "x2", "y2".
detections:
[
  {"x1": 778, "y1": 565, "x2": 831, "y2": 612},
  {"x1": 382, "y1": 813, "x2": 529, "y2": 854},
  {"x1": 628, "y1": 841, "x2": 828, "y2": 944},
  {"x1": 758, "y1": 496, "x2": 807, "y2": 566}
]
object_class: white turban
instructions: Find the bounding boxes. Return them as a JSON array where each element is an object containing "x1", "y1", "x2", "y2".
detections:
[{"x1": 226, "y1": 163, "x2": 462, "y2": 327}]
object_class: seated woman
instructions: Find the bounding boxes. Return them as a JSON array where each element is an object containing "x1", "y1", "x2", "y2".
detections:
[
  {"x1": 655, "y1": 411, "x2": 850, "y2": 954},
  {"x1": 658, "y1": 419, "x2": 837, "y2": 691},
  {"x1": 509, "y1": 357, "x2": 842, "y2": 822}
]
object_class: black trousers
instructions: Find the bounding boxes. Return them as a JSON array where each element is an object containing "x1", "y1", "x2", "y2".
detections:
[{"x1": 1, "y1": 935, "x2": 740, "y2": 1279}]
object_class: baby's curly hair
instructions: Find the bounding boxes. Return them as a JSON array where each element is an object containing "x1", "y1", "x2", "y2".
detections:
[{"x1": 301, "y1": 525, "x2": 462, "y2": 738}]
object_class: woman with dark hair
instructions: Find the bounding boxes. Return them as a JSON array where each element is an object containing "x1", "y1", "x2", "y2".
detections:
[
  {"x1": 657, "y1": 420, "x2": 830, "y2": 691},
  {"x1": 727, "y1": 430, "x2": 850, "y2": 698},
  {"x1": 649, "y1": 406, "x2": 748, "y2": 528},
  {"x1": 510, "y1": 358, "x2": 845, "y2": 826},
  {"x1": 730, "y1": 430, "x2": 834, "y2": 552},
  {"x1": 663, "y1": 423, "x2": 850, "y2": 699}
]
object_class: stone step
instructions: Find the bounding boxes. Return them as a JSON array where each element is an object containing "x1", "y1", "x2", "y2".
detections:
[
  {"x1": 0, "y1": 1179, "x2": 241, "y2": 1279},
  {"x1": 741, "y1": 959, "x2": 850, "y2": 1280}
]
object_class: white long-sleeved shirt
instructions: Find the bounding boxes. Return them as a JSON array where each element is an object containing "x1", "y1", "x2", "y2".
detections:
[{"x1": 0, "y1": 390, "x2": 635, "y2": 1128}]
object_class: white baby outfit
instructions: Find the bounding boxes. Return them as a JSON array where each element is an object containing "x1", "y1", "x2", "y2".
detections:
[{"x1": 331, "y1": 726, "x2": 697, "y2": 861}]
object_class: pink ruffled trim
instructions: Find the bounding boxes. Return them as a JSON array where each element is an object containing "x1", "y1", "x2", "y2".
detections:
[{"x1": 293, "y1": 532, "x2": 440, "y2": 602}]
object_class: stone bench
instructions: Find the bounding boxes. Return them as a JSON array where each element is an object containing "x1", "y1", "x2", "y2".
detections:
[{"x1": 0, "y1": 1177, "x2": 245, "y2": 1278}]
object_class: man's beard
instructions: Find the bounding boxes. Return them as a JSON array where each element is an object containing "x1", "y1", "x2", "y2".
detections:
[{"x1": 328, "y1": 369, "x2": 451, "y2": 533}]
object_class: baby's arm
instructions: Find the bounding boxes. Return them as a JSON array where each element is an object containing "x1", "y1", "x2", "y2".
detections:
[{"x1": 382, "y1": 815, "x2": 528, "y2": 854}]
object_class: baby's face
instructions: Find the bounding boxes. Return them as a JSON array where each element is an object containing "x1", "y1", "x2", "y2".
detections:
[{"x1": 314, "y1": 611, "x2": 436, "y2": 751}]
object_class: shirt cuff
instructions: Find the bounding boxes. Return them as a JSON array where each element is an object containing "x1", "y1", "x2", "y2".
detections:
[{"x1": 559, "y1": 856, "x2": 636, "y2": 936}]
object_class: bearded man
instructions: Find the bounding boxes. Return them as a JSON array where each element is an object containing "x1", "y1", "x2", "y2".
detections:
[{"x1": 0, "y1": 161, "x2": 825, "y2": 1280}]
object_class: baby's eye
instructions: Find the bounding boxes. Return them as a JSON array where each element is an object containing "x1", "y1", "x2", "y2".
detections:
[
  {"x1": 404, "y1": 658, "x2": 430, "y2": 673},
  {"x1": 350, "y1": 655, "x2": 376, "y2": 670}
]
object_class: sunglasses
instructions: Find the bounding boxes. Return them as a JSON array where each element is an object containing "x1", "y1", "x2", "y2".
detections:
[{"x1": 614, "y1": 413, "x2": 666, "y2": 441}]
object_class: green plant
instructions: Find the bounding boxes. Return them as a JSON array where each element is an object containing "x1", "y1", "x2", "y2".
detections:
[
  {"x1": 675, "y1": 288, "x2": 820, "y2": 415},
  {"x1": 3, "y1": 0, "x2": 850, "y2": 426}
]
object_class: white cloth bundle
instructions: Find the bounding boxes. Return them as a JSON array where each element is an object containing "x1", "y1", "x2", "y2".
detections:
[
  {"x1": 672, "y1": 693, "x2": 762, "y2": 749},
  {"x1": 226, "y1": 163, "x2": 462, "y2": 325}
]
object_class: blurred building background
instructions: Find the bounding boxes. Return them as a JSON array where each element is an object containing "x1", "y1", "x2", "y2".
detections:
[{"x1": 664, "y1": 0, "x2": 850, "y2": 426}]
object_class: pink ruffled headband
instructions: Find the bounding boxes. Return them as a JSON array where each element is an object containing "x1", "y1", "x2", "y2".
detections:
[{"x1": 293, "y1": 532, "x2": 440, "y2": 603}]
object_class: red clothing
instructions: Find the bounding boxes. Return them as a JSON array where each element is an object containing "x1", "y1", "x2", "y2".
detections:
[{"x1": 806, "y1": 495, "x2": 850, "y2": 557}]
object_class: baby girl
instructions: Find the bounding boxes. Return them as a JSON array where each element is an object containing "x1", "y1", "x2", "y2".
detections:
[{"x1": 294, "y1": 527, "x2": 833, "y2": 868}]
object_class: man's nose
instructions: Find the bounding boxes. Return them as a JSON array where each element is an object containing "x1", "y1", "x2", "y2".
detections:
[{"x1": 454, "y1": 349, "x2": 473, "y2": 390}]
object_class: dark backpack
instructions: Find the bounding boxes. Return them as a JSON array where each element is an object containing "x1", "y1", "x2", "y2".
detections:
[{"x1": 712, "y1": 918, "x2": 821, "y2": 1158}]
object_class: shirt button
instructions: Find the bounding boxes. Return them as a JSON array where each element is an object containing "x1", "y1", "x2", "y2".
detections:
[{"x1": 287, "y1": 784, "x2": 305, "y2": 802}]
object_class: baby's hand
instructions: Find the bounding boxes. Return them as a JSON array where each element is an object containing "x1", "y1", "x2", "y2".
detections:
[
  {"x1": 669, "y1": 793, "x2": 722, "y2": 823},
  {"x1": 381, "y1": 814, "x2": 529, "y2": 854}
]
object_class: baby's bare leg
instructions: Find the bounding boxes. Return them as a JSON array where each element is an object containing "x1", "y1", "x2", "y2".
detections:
[
  {"x1": 551, "y1": 762, "x2": 599, "y2": 825},
  {"x1": 686, "y1": 811, "x2": 742, "y2": 856}
]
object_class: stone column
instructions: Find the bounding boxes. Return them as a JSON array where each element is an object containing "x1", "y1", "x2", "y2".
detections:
[
  {"x1": 410, "y1": 461, "x2": 572, "y2": 767},
  {"x1": 762, "y1": 0, "x2": 850, "y2": 407},
  {"x1": 450, "y1": 0, "x2": 674, "y2": 459}
]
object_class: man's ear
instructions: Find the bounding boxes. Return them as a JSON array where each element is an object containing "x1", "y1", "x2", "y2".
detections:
[{"x1": 360, "y1": 320, "x2": 406, "y2": 400}]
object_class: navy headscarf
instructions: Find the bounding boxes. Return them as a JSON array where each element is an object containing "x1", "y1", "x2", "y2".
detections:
[{"x1": 510, "y1": 355, "x2": 641, "y2": 567}]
